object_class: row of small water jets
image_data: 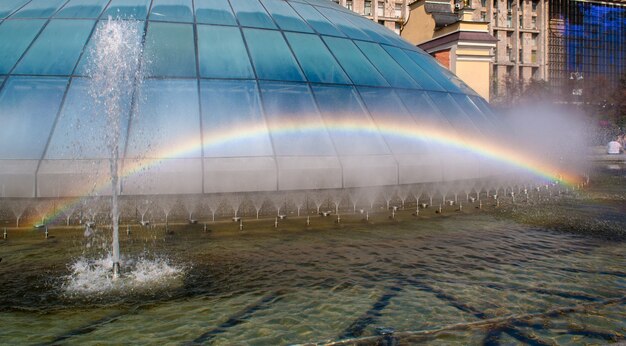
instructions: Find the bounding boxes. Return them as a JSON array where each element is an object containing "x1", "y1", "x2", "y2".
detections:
[
  {"x1": 1, "y1": 176, "x2": 587, "y2": 296},
  {"x1": 0, "y1": 176, "x2": 587, "y2": 232}
]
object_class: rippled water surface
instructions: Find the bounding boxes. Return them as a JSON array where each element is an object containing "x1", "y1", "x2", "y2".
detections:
[{"x1": 1, "y1": 210, "x2": 625, "y2": 345}]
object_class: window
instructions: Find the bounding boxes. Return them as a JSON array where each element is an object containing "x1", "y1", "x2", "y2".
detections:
[
  {"x1": 262, "y1": 0, "x2": 313, "y2": 33},
  {"x1": 481, "y1": 0, "x2": 487, "y2": 7},
  {"x1": 346, "y1": 0, "x2": 353, "y2": 10},
  {"x1": 14, "y1": 19, "x2": 95, "y2": 75},
  {"x1": 364, "y1": 0, "x2": 371, "y2": 15},
  {"x1": 229, "y1": 0, "x2": 276, "y2": 29},
  {"x1": 493, "y1": 0, "x2": 498, "y2": 9},
  {"x1": 394, "y1": 3, "x2": 402, "y2": 18},
  {"x1": 104, "y1": 0, "x2": 151, "y2": 20},
  {"x1": 507, "y1": 47, "x2": 514, "y2": 61},
  {"x1": 507, "y1": 14, "x2": 512, "y2": 27},
  {"x1": 0, "y1": 77, "x2": 67, "y2": 159},
  {"x1": 531, "y1": 50, "x2": 537, "y2": 63},
  {"x1": 149, "y1": 0, "x2": 194, "y2": 23},
  {"x1": 354, "y1": 41, "x2": 418, "y2": 88},
  {"x1": 531, "y1": 0, "x2": 538, "y2": 11},
  {"x1": 284, "y1": 32, "x2": 350, "y2": 84},
  {"x1": 55, "y1": 0, "x2": 109, "y2": 19},
  {"x1": 243, "y1": 28, "x2": 305, "y2": 82},
  {"x1": 377, "y1": 1, "x2": 384, "y2": 16},
  {"x1": 531, "y1": 16, "x2": 537, "y2": 29},
  {"x1": 143, "y1": 22, "x2": 196, "y2": 77},
  {"x1": 195, "y1": 0, "x2": 237, "y2": 25},
  {"x1": 197, "y1": 25, "x2": 254, "y2": 79},
  {"x1": 394, "y1": 22, "x2": 400, "y2": 34},
  {"x1": 322, "y1": 36, "x2": 388, "y2": 87},
  {"x1": 0, "y1": 19, "x2": 46, "y2": 74}
]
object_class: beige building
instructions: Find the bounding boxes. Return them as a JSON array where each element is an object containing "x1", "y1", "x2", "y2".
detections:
[
  {"x1": 401, "y1": 1, "x2": 497, "y2": 100},
  {"x1": 338, "y1": 0, "x2": 549, "y2": 101},
  {"x1": 333, "y1": 0, "x2": 409, "y2": 34}
]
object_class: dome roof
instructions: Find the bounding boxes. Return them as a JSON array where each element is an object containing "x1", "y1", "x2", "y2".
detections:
[{"x1": 0, "y1": 0, "x2": 499, "y2": 197}]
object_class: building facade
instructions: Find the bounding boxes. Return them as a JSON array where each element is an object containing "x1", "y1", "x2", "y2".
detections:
[
  {"x1": 548, "y1": 0, "x2": 626, "y2": 99},
  {"x1": 333, "y1": 0, "x2": 409, "y2": 34}
]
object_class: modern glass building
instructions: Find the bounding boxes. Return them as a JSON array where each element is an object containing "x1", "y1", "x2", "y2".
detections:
[
  {"x1": 548, "y1": 0, "x2": 626, "y2": 97},
  {"x1": 0, "y1": 0, "x2": 500, "y2": 198}
]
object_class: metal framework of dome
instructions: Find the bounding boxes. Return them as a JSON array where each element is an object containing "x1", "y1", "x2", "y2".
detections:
[{"x1": 0, "y1": 0, "x2": 501, "y2": 198}]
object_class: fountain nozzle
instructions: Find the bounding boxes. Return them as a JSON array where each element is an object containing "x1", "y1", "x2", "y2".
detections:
[
  {"x1": 112, "y1": 262, "x2": 120, "y2": 279},
  {"x1": 44, "y1": 226, "x2": 48, "y2": 239},
  {"x1": 3, "y1": 227, "x2": 6, "y2": 239}
]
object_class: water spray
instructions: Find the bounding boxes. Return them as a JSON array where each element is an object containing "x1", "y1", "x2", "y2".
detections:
[
  {"x1": 337, "y1": 215, "x2": 341, "y2": 224},
  {"x1": 239, "y1": 219, "x2": 243, "y2": 231},
  {"x1": 203, "y1": 223, "x2": 207, "y2": 232},
  {"x1": 3, "y1": 227, "x2": 6, "y2": 240},
  {"x1": 126, "y1": 225, "x2": 130, "y2": 235},
  {"x1": 274, "y1": 217, "x2": 278, "y2": 229},
  {"x1": 306, "y1": 215, "x2": 310, "y2": 226},
  {"x1": 44, "y1": 226, "x2": 48, "y2": 239}
]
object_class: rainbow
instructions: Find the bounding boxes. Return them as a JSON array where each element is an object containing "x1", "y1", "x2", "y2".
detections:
[{"x1": 38, "y1": 116, "x2": 581, "y2": 225}]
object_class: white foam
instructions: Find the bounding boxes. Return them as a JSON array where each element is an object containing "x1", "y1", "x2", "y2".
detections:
[{"x1": 63, "y1": 254, "x2": 184, "y2": 296}]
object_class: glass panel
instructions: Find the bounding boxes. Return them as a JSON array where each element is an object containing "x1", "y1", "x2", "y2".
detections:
[
  {"x1": 195, "y1": 0, "x2": 237, "y2": 25},
  {"x1": 355, "y1": 41, "x2": 419, "y2": 89},
  {"x1": 143, "y1": 22, "x2": 196, "y2": 77},
  {"x1": 14, "y1": 19, "x2": 95, "y2": 75},
  {"x1": 127, "y1": 79, "x2": 201, "y2": 159},
  {"x1": 0, "y1": 77, "x2": 67, "y2": 159},
  {"x1": 197, "y1": 25, "x2": 253, "y2": 79},
  {"x1": 259, "y1": 81, "x2": 336, "y2": 156},
  {"x1": 261, "y1": 0, "x2": 313, "y2": 33},
  {"x1": 345, "y1": 15, "x2": 395, "y2": 46},
  {"x1": 0, "y1": 19, "x2": 46, "y2": 74},
  {"x1": 396, "y1": 89, "x2": 455, "y2": 134},
  {"x1": 0, "y1": 0, "x2": 30, "y2": 18},
  {"x1": 229, "y1": 0, "x2": 276, "y2": 29},
  {"x1": 243, "y1": 28, "x2": 305, "y2": 82},
  {"x1": 103, "y1": 0, "x2": 151, "y2": 19},
  {"x1": 469, "y1": 95, "x2": 503, "y2": 127},
  {"x1": 427, "y1": 92, "x2": 483, "y2": 138},
  {"x1": 358, "y1": 87, "x2": 433, "y2": 154},
  {"x1": 354, "y1": 15, "x2": 415, "y2": 50},
  {"x1": 10, "y1": 0, "x2": 67, "y2": 18},
  {"x1": 316, "y1": 7, "x2": 371, "y2": 41},
  {"x1": 200, "y1": 80, "x2": 273, "y2": 157},
  {"x1": 403, "y1": 49, "x2": 465, "y2": 93},
  {"x1": 76, "y1": 20, "x2": 144, "y2": 76},
  {"x1": 45, "y1": 78, "x2": 132, "y2": 160},
  {"x1": 284, "y1": 32, "x2": 349, "y2": 84},
  {"x1": 289, "y1": 1, "x2": 344, "y2": 37},
  {"x1": 451, "y1": 93, "x2": 498, "y2": 135},
  {"x1": 0, "y1": 77, "x2": 4, "y2": 85},
  {"x1": 55, "y1": 0, "x2": 109, "y2": 18},
  {"x1": 382, "y1": 45, "x2": 445, "y2": 91},
  {"x1": 312, "y1": 85, "x2": 390, "y2": 156},
  {"x1": 149, "y1": 0, "x2": 193, "y2": 22},
  {"x1": 322, "y1": 36, "x2": 388, "y2": 87}
]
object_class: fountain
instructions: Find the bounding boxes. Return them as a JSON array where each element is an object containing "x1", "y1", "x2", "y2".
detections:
[
  {"x1": 85, "y1": 18, "x2": 144, "y2": 278},
  {"x1": 1, "y1": 1, "x2": 621, "y2": 344}
]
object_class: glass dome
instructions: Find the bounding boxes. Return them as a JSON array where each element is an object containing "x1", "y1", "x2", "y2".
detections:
[{"x1": 0, "y1": 0, "x2": 500, "y2": 198}]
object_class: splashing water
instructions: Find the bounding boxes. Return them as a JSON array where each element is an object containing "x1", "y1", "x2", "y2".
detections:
[
  {"x1": 87, "y1": 18, "x2": 143, "y2": 277},
  {"x1": 63, "y1": 254, "x2": 185, "y2": 295}
]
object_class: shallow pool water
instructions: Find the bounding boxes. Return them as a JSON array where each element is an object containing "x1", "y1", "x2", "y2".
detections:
[{"x1": 1, "y1": 206, "x2": 625, "y2": 345}]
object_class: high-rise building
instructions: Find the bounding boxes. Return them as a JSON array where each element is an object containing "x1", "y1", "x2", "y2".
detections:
[
  {"x1": 332, "y1": 0, "x2": 409, "y2": 35},
  {"x1": 548, "y1": 0, "x2": 626, "y2": 99}
]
